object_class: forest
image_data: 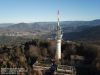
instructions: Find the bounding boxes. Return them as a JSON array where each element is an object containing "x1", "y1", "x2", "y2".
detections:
[{"x1": 0, "y1": 38, "x2": 100, "y2": 75}]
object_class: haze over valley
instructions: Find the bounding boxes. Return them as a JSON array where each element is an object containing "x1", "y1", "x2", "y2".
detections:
[{"x1": 0, "y1": 19, "x2": 100, "y2": 45}]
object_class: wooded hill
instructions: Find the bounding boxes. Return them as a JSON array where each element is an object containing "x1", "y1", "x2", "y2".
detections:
[
  {"x1": 0, "y1": 39, "x2": 100, "y2": 75},
  {"x1": 63, "y1": 25, "x2": 100, "y2": 45}
]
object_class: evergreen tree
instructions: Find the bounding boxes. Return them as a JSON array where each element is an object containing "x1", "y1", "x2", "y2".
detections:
[
  {"x1": 28, "y1": 57, "x2": 31, "y2": 64},
  {"x1": 42, "y1": 48, "x2": 47, "y2": 56},
  {"x1": 21, "y1": 45, "x2": 25, "y2": 54},
  {"x1": 37, "y1": 55, "x2": 42, "y2": 61}
]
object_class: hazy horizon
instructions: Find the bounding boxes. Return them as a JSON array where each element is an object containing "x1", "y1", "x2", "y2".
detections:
[{"x1": 0, "y1": 19, "x2": 100, "y2": 24}]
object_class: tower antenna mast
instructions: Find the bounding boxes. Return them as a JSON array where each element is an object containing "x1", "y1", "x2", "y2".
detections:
[{"x1": 58, "y1": 10, "x2": 59, "y2": 26}]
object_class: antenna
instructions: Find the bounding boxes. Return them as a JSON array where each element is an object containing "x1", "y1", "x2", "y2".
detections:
[{"x1": 58, "y1": 10, "x2": 59, "y2": 26}]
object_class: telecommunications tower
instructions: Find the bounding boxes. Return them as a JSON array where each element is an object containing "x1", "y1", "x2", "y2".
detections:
[{"x1": 55, "y1": 10, "x2": 63, "y2": 59}]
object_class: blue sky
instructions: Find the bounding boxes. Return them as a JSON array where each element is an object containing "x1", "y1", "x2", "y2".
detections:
[{"x1": 0, "y1": 0, "x2": 100, "y2": 23}]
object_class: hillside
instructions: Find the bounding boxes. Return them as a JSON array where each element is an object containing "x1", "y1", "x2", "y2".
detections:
[
  {"x1": 62, "y1": 25, "x2": 92, "y2": 33},
  {"x1": 63, "y1": 25, "x2": 100, "y2": 44},
  {"x1": 0, "y1": 27, "x2": 7, "y2": 34},
  {"x1": 6, "y1": 23, "x2": 31, "y2": 32},
  {"x1": 3, "y1": 22, "x2": 54, "y2": 33}
]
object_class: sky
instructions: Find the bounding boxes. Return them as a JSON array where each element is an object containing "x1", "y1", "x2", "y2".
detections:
[{"x1": 0, "y1": 0, "x2": 100, "y2": 23}]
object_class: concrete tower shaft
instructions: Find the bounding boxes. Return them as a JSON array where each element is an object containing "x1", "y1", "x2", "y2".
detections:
[{"x1": 55, "y1": 10, "x2": 63, "y2": 59}]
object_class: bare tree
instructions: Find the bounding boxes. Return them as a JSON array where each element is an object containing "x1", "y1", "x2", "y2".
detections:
[
  {"x1": 47, "y1": 40, "x2": 56, "y2": 57},
  {"x1": 29, "y1": 45, "x2": 39, "y2": 58}
]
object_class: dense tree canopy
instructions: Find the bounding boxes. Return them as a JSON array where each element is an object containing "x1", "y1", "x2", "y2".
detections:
[{"x1": 0, "y1": 39, "x2": 100, "y2": 75}]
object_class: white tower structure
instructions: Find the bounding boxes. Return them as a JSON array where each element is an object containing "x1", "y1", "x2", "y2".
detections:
[{"x1": 55, "y1": 10, "x2": 63, "y2": 59}]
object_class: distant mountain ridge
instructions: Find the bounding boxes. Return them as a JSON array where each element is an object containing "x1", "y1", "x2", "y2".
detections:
[
  {"x1": 1, "y1": 19, "x2": 100, "y2": 27},
  {"x1": 1, "y1": 19, "x2": 100, "y2": 45},
  {"x1": 6, "y1": 23, "x2": 31, "y2": 32},
  {"x1": 0, "y1": 19, "x2": 100, "y2": 32},
  {"x1": 0, "y1": 22, "x2": 54, "y2": 34},
  {"x1": 0, "y1": 23, "x2": 14, "y2": 27}
]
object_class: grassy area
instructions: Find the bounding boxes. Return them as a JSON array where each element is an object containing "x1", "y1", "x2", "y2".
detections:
[{"x1": 34, "y1": 62, "x2": 52, "y2": 67}]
